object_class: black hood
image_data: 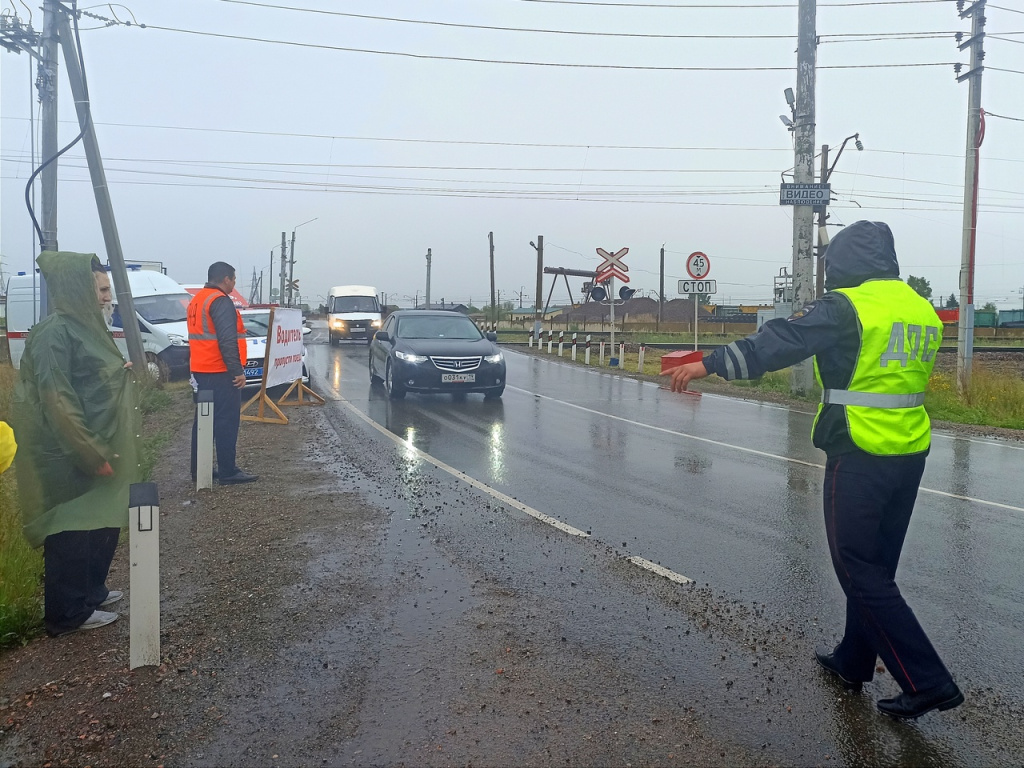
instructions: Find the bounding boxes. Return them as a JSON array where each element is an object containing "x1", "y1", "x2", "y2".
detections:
[{"x1": 823, "y1": 220, "x2": 900, "y2": 291}]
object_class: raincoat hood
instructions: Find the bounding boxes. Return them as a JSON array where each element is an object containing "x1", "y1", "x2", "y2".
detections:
[
  {"x1": 823, "y1": 220, "x2": 900, "y2": 291},
  {"x1": 37, "y1": 251, "x2": 112, "y2": 341}
]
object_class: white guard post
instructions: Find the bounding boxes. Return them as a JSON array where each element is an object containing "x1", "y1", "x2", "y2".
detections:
[
  {"x1": 571, "y1": 333, "x2": 578, "y2": 361},
  {"x1": 585, "y1": 334, "x2": 591, "y2": 365},
  {"x1": 195, "y1": 390, "x2": 214, "y2": 491},
  {"x1": 558, "y1": 331, "x2": 564, "y2": 356},
  {"x1": 638, "y1": 344, "x2": 646, "y2": 372},
  {"x1": 599, "y1": 341, "x2": 605, "y2": 366},
  {"x1": 129, "y1": 482, "x2": 160, "y2": 669},
  {"x1": 619, "y1": 343, "x2": 625, "y2": 369},
  {"x1": 528, "y1": 328, "x2": 534, "y2": 348},
  {"x1": 547, "y1": 330, "x2": 553, "y2": 354}
]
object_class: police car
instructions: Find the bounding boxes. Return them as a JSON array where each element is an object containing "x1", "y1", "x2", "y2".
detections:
[{"x1": 240, "y1": 308, "x2": 310, "y2": 387}]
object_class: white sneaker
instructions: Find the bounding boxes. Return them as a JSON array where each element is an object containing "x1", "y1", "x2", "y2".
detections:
[
  {"x1": 99, "y1": 590, "x2": 123, "y2": 607},
  {"x1": 72, "y1": 610, "x2": 119, "y2": 633}
]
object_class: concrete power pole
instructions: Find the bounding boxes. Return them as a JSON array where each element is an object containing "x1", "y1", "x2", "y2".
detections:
[
  {"x1": 57, "y1": 11, "x2": 146, "y2": 371},
  {"x1": 531, "y1": 236, "x2": 544, "y2": 338},
  {"x1": 288, "y1": 229, "x2": 297, "y2": 307},
  {"x1": 790, "y1": 0, "x2": 818, "y2": 395},
  {"x1": 658, "y1": 243, "x2": 665, "y2": 329},
  {"x1": 816, "y1": 144, "x2": 830, "y2": 299},
  {"x1": 425, "y1": 248, "x2": 432, "y2": 308},
  {"x1": 489, "y1": 232, "x2": 496, "y2": 324},
  {"x1": 956, "y1": 0, "x2": 986, "y2": 393},
  {"x1": 279, "y1": 232, "x2": 287, "y2": 306},
  {"x1": 39, "y1": 0, "x2": 59, "y2": 255}
]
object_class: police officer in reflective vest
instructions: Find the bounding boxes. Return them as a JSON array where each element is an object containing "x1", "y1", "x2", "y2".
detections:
[
  {"x1": 666, "y1": 221, "x2": 961, "y2": 719},
  {"x1": 188, "y1": 261, "x2": 258, "y2": 485}
]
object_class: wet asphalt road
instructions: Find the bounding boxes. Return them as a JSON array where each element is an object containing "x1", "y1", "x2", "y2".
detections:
[{"x1": 305, "y1": 329, "x2": 1024, "y2": 766}]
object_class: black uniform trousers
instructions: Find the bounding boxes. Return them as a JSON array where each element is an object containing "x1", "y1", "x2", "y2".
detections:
[
  {"x1": 43, "y1": 527, "x2": 119, "y2": 635},
  {"x1": 823, "y1": 450, "x2": 953, "y2": 694},
  {"x1": 190, "y1": 372, "x2": 242, "y2": 480}
]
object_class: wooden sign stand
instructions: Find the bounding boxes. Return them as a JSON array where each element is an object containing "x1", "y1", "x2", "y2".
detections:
[{"x1": 240, "y1": 307, "x2": 324, "y2": 424}]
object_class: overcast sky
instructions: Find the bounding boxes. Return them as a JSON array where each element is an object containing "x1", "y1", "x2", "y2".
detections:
[{"x1": 2, "y1": 0, "x2": 1022, "y2": 310}]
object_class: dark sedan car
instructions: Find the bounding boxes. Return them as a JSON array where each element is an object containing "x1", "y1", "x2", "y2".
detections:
[{"x1": 369, "y1": 310, "x2": 506, "y2": 399}]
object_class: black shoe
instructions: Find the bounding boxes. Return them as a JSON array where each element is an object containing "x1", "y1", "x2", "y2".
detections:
[
  {"x1": 815, "y1": 649, "x2": 865, "y2": 691},
  {"x1": 217, "y1": 470, "x2": 258, "y2": 485},
  {"x1": 877, "y1": 681, "x2": 964, "y2": 719}
]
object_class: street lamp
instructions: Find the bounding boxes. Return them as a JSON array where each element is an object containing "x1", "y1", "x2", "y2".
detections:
[{"x1": 816, "y1": 134, "x2": 864, "y2": 297}]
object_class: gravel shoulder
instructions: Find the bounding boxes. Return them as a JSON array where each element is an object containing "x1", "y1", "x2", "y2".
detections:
[{"x1": 1, "y1": 382, "x2": 764, "y2": 768}]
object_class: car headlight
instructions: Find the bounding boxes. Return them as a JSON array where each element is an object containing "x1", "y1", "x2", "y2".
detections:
[
  {"x1": 371, "y1": 319, "x2": 382, "y2": 328},
  {"x1": 484, "y1": 352, "x2": 503, "y2": 363},
  {"x1": 395, "y1": 350, "x2": 428, "y2": 363},
  {"x1": 167, "y1": 333, "x2": 188, "y2": 346},
  {"x1": 332, "y1": 319, "x2": 345, "y2": 328}
]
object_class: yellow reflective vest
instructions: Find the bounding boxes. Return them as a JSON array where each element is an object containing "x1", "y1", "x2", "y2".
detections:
[{"x1": 813, "y1": 279, "x2": 942, "y2": 456}]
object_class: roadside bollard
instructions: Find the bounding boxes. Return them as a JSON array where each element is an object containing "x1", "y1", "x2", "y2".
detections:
[
  {"x1": 599, "y1": 341, "x2": 605, "y2": 366},
  {"x1": 547, "y1": 329, "x2": 554, "y2": 354},
  {"x1": 571, "y1": 333, "x2": 578, "y2": 362},
  {"x1": 558, "y1": 331, "x2": 564, "y2": 357},
  {"x1": 619, "y1": 343, "x2": 625, "y2": 369},
  {"x1": 585, "y1": 334, "x2": 591, "y2": 365},
  {"x1": 638, "y1": 344, "x2": 646, "y2": 372},
  {"x1": 129, "y1": 482, "x2": 160, "y2": 669},
  {"x1": 196, "y1": 390, "x2": 214, "y2": 491}
]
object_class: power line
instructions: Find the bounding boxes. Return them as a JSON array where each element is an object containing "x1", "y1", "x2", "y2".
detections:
[
  {"x1": 508, "y1": 0, "x2": 952, "y2": 7},
  {"x1": 139, "y1": 24, "x2": 957, "y2": 71},
  {"x1": 986, "y1": 111, "x2": 1024, "y2": 122},
  {"x1": 212, "y1": 1, "x2": 959, "y2": 43}
]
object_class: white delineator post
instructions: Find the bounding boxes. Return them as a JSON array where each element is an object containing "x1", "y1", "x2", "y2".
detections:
[
  {"x1": 196, "y1": 390, "x2": 214, "y2": 491},
  {"x1": 129, "y1": 482, "x2": 160, "y2": 669},
  {"x1": 599, "y1": 342, "x2": 605, "y2": 366},
  {"x1": 547, "y1": 329, "x2": 553, "y2": 354},
  {"x1": 571, "y1": 333, "x2": 578, "y2": 361},
  {"x1": 585, "y1": 335, "x2": 591, "y2": 365},
  {"x1": 619, "y1": 343, "x2": 625, "y2": 369},
  {"x1": 558, "y1": 331, "x2": 564, "y2": 357},
  {"x1": 638, "y1": 344, "x2": 646, "y2": 372}
]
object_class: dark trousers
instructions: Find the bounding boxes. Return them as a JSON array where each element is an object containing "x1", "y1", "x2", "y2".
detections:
[
  {"x1": 191, "y1": 372, "x2": 242, "y2": 479},
  {"x1": 44, "y1": 527, "x2": 119, "y2": 635},
  {"x1": 823, "y1": 450, "x2": 953, "y2": 694}
]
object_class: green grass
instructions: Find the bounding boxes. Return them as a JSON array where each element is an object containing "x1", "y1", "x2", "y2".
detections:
[
  {"x1": 0, "y1": 368, "x2": 177, "y2": 648},
  {"x1": 926, "y1": 368, "x2": 1024, "y2": 430}
]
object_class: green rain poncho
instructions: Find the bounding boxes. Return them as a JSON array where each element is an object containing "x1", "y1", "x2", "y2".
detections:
[{"x1": 12, "y1": 252, "x2": 141, "y2": 548}]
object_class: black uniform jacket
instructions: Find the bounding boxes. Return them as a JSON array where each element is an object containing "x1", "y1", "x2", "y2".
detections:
[{"x1": 701, "y1": 221, "x2": 910, "y2": 457}]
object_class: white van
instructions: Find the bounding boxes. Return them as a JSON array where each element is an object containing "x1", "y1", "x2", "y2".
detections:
[
  {"x1": 327, "y1": 285, "x2": 382, "y2": 344},
  {"x1": 5, "y1": 268, "x2": 192, "y2": 382}
]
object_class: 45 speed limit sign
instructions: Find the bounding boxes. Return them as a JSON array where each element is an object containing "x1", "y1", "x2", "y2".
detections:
[{"x1": 686, "y1": 251, "x2": 710, "y2": 279}]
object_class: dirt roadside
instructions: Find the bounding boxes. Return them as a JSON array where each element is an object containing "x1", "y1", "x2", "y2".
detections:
[{"x1": 1, "y1": 382, "x2": 762, "y2": 768}]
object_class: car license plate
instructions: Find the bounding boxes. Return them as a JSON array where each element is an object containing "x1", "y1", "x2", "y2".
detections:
[
  {"x1": 442, "y1": 373, "x2": 475, "y2": 383},
  {"x1": 244, "y1": 367, "x2": 262, "y2": 379}
]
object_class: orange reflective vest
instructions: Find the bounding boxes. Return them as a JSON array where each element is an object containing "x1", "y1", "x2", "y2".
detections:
[{"x1": 187, "y1": 287, "x2": 247, "y2": 373}]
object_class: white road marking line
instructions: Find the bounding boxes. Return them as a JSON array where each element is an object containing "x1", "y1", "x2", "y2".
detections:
[
  {"x1": 627, "y1": 556, "x2": 694, "y2": 585},
  {"x1": 328, "y1": 388, "x2": 589, "y2": 538},
  {"x1": 505, "y1": 385, "x2": 1024, "y2": 515}
]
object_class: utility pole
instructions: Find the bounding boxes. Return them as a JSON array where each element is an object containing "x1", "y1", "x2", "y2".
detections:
[
  {"x1": 489, "y1": 232, "x2": 496, "y2": 324},
  {"x1": 956, "y1": 0, "x2": 986, "y2": 393},
  {"x1": 531, "y1": 236, "x2": 544, "y2": 338},
  {"x1": 658, "y1": 243, "x2": 665, "y2": 329},
  {"x1": 816, "y1": 145, "x2": 829, "y2": 299},
  {"x1": 288, "y1": 229, "x2": 297, "y2": 307},
  {"x1": 39, "y1": 0, "x2": 59, "y2": 255},
  {"x1": 57, "y1": 11, "x2": 146, "y2": 371},
  {"x1": 279, "y1": 232, "x2": 287, "y2": 306},
  {"x1": 425, "y1": 248, "x2": 432, "y2": 308},
  {"x1": 790, "y1": 0, "x2": 818, "y2": 395}
]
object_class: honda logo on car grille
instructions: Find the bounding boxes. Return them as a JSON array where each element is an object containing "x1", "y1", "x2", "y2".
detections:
[{"x1": 431, "y1": 356, "x2": 482, "y2": 372}]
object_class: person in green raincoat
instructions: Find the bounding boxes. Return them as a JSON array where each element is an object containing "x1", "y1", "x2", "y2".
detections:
[{"x1": 11, "y1": 252, "x2": 141, "y2": 636}]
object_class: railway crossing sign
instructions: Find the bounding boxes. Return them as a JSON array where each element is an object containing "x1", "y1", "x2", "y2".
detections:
[
  {"x1": 595, "y1": 247, "x2": 630, "y2": 284},
  {"x1": 686, "y1": 252, "x2": 711, "y2": 280}
]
